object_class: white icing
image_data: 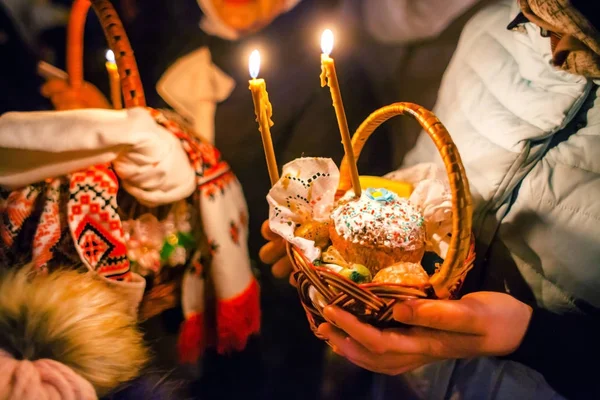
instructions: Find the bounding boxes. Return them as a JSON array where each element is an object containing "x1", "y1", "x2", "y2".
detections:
[{"x1": 331, "y1": 188, "x2": 425, "y2": 251}]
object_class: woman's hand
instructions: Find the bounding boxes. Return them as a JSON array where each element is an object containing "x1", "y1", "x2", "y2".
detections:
[
  {"x1": 259, "y1": 220, "x2": 294, "y2": 281},
  {"x1": 318, "y1": 291, "x2": 533, "y2": 375},
  {"x1": 41, "y1": 79, "x2": 111, "y2": 110}
]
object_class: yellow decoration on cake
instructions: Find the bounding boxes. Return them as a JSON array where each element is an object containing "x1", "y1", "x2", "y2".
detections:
[{"x1": 359, "y1": 176, "x2": 413, "y2": 198}]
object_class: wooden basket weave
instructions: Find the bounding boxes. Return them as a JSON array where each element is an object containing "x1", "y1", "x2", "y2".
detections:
[
  {"x1": 66, "y1": 0, "x2": 182, "y2": 321},
  {"x1": 66, "y1": 0, "x2": 144, "y2": 105},
  {"x1": 287, "y1": 103, "x2": 476, "y2": 337}
]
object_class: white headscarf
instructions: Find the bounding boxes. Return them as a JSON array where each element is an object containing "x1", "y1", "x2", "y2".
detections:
[{"x1": 157, "y1": 47, "x2": 235, "y2": 143}]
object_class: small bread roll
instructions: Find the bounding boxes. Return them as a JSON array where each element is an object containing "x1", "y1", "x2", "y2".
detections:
[
  {"x1": 294, "y1": 221, "x2": 330, "y2": 249},
  {"x1": 372, "y1": 262, "x2": 429, "y2": 288}
]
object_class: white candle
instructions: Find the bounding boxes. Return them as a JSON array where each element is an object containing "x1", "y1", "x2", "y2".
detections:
[
  {"x1": 105, "y1": 50, "x2": 122, "y2": 110},
  {"x1": 320, "y1": 29, "x2": 361, "y2": 197},
  {"x1": 248, "y1": 50, "x2": 279, "y2": 186}
]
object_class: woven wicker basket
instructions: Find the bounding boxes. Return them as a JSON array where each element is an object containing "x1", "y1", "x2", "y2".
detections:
[
  {"x1": 65, "y1": 0, "x2": 184, "y2": 320},
  {"x1": 287, "y1": 103, "x2": 476, "y2": 337}
]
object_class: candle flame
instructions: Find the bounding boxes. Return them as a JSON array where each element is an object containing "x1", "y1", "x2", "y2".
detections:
[
  {"x1": 249, "y1": 50, "x2": 261, "y2": 79},
  {"x1": 105, "y1": 49, "x2": 115, "y2": 63},
  {"x1": 321, "y1": 29, "x2": 334, "y2": 56}
]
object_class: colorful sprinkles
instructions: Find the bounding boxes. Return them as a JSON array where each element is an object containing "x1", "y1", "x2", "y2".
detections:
[{"x1": 331, "y1": 188, "x2": 425, "y2": 250}]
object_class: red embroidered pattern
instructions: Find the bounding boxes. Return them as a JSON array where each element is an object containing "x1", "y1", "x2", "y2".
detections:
[
  {"x1": 149, "y1": 108, "x2": 246, "y2": 256},
  {"x1": 149, "y1": 108, "x2": 236, "y2": 191},
  {"x1": 1, "y1": 185, "x2": 43, "y2": 248},
  {"x1": 1, "y1": 108, "x2": 248, "y2": 290},
  {"x1": 229, "y1": 221, "x2": 240, "y2": 245},
  {"x1": 32, "y1": 179, "x2": 63, "y2": 270},
  {"x1": 208, "y1": 239, "x2": 219, "y2": 256},
  {"x1": 68, "y1": 165, "x2": 131, "y2": 281},
  {"x1": 201, "y1": 171, "x2": 237, "y2": 200}
]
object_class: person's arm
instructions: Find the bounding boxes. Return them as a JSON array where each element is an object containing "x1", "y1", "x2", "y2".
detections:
[
  {"x1": 503, "y1": 305, "x2": 600, "y2": 398},
  {"x1": 0, "y1": 108, "x2": 196, "y2": 207},
  {"x1": 362, "y1": 0, "x2": 482, "y2": 44}
]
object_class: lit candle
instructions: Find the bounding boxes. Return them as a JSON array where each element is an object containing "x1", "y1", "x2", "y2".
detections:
[
  {"x1": 248, "y1": 49, "x2": 279, "y2": 186},
  {"x1": 105, "y1": 50, "x2": 122, "y2": 110},
  {"x1": 320, "y1": 29, "x2": 361, "y2": 197}
]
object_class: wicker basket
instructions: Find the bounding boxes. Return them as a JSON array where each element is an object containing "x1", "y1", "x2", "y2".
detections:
[
  {"x1": 287, "y1": 103, "x2": 476, "y2": 337},
  {"x1": 66, "y1": 0, "x2": 145, "y2": 106},
  {"x1": 65, "y1": 0, "x2": 184, "y2": 320}
]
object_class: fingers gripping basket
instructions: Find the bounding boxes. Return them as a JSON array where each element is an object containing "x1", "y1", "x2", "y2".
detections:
[{"x1": 287, "y1": 103, "x2": 476, "y2": 335}]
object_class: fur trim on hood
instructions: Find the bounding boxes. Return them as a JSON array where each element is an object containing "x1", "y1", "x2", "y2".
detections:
[{"x1": 0, "y1": 268, "x2": 149, "y2": 397}]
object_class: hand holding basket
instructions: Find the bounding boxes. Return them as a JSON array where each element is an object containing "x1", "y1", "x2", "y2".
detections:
[{"x1": 284, "y1": 102, "x2": 476, "y2": 336}]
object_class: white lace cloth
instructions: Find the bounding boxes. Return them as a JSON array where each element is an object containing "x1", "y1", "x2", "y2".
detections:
[{"x1": 267, "y1": 158, "x2": 453, "y2": 261}]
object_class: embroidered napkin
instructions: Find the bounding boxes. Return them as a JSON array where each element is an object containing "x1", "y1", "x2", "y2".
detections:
[{"x1": 267, "y1": 158, "x2": 453, "y2": 260}]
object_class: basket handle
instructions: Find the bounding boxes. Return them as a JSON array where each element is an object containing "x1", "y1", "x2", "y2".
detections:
[
  {"x1": 66, "y1": 0, "x2": 146, "y2": 108},
  {"x1": 338, "y1": 103, "x2": 473, "y2": 299}
]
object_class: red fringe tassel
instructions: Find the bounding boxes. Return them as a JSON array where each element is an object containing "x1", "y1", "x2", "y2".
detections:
[
  {"x1": 177, "y1": 313, "x2": 205, "y2": 364},
  {"x1": 215, "y1": 278, "x2": 261, "y2": 354}
]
